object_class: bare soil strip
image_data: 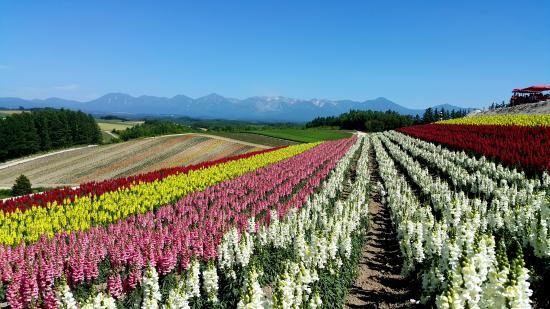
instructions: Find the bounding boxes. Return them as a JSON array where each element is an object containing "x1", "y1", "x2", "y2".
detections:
[
  {"x1": 345, "y1": 146, "x2": 422, "y2": 309},
  {"x1": 0, "y1": 145, "x2": 98, "y2": 170}
]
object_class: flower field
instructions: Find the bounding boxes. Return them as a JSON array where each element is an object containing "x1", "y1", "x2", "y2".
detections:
[
  {"x1": 0, "y1": 134, "x2": 377, "y2": 308},
  {"x1": 368, "y1": 128, "x2": 549, "y2": 308},
  {"x1": 393, "y1": 114, "x2": 550, "y2": 307},
  {"x1": 436, "y1": 114, "x2": 550, "y2": 126},
  {"x1": 1, "y1": 124, "x2": 548, "y2": 308},
  {"x1": 399, "y1": 123, "x2": 550, "y2": 171}
]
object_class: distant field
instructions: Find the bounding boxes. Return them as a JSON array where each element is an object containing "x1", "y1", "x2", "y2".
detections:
[
  {"x1": 96, "y1": 119, "x2": 143, "y2": 131},
  {"x1": 0, "y1": 110, "x2": 25, "y2": 117},
  {"x1": 207, "y1": 131, "x2": 299, "y2": 147},
  {"x1": 96, "y1": 119, "x2": 143, "y2": 142},
  {"x1": 248, "y1": 128, "x2": 352, "y2": 143},
  {"x1": 0, "y1": 134, "x2": 263, "y2": 187},
  {"x1": 101, "y1": 131, "x2": 117, "y2": 143}
]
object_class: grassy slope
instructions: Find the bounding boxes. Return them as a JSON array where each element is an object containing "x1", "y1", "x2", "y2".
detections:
[
  {"x1": 0, "y1": 110, "x2": 25, "y2": 118},
  {"x1": 96, "y1": 120, "x2": 143, "y2": 131},
  {"x1": 248, "y1": 128, "x2": 352, "y2": 143},
  {"x1": 206, "y1": 132, "x2": 299, "y2": 147},
  {"x1": 96, "y1": 120, "x2": 143, "y2": 143},
  {"x1": 0, "y1": 187, "x2": 53, "y2": 198}
]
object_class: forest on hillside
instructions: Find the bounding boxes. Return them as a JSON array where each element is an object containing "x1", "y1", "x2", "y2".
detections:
[
  {"x1": 306, "y1": 108, "x2": 469, "y2": 132},
  {"x1": 0, "y1": 109, "x2": 102, "y2": 162},
  {"x1": 306, "y1": 110, "x2": 416, "y2": 131},
  {"x1": 114, "y1": 120, "x2": 193, "y2": 141}
]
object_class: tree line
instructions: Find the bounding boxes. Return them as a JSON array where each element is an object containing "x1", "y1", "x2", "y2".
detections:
[
  {"x1": 306, "y1": 110, "x2": 416, "y2": 132},
  {"x1": 306, "y1": 107, "x2": 469, "y2": 132},
  {"x1": 421, "y1": 107, "x2": 468, "y2": 123},
  {"x1": 0, "y1": 109, "x2": 102, "y2": 162},
  {"x1": 115, "y1": 120, "x2": 193, "y2": 141}
]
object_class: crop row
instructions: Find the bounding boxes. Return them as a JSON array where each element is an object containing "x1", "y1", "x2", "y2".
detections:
[
  {"x1": 0, "y1": 136, "x2": 363, "y2": 308},
  {"x1": 385, "y1": 131, "x2": 550, "y2": 258},
  {"x1": 390, "y1": 131, "x2": 549, "y2": 189},
  {"x1": 0, "y1": 146, "x2": 281, "y2": 214},
  {"x1": 383, "y1": 131, "x2": 549, "y2": 259},
  {"x1": 0, "y1": 144, "x2": 318, "y2": 246},
  {"x1": 55, "y1": 135, "x2": 369, "y2": 309},
  {"x1": 372, "y1": 134, "x2": 532, "y2": 307},
  {"x1": 398, "y1": 123, "x2": 550, "y2": 171},
  {"x1": 436, "y1": 114, "x2": 550, "y2": 127}
]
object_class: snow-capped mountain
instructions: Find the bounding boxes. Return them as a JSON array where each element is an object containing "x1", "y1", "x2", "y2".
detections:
[{"x1": 0, "y1": 93, "x2": 474, "y2": 122}]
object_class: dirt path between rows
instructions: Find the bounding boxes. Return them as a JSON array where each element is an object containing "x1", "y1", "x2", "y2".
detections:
[{"x1": 345, "y1": 147, "x2": 422, "y2": 309}]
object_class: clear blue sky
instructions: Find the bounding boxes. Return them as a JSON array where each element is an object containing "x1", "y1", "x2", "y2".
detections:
[{"x1": 0, "y1": 0, "x2": 548, "y2": 108}]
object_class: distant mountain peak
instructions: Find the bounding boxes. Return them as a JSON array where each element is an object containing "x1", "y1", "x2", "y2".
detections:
[
  {"x1": 370, "y1": 97, "x2": 392, "y2": 103},
  {"x1": 0, "y1": 93, "x2": 477, "y2": 122},
  {"x1": 199, "y1": 93, "x2": 225, "y2": 100},
  {"x1": 101, "y1": 92, "x2": 133, "y2": 98}
]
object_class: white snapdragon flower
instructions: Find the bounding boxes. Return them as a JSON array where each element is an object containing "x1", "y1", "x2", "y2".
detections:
[
  {"x1": 237, "y1": 266, "x2": 266, "y2": 309},
  {"x1": 56, "y1": 282, "x2": 78, "y2": 309},
  {"x1": 187, "y1": 258, "x2": 201, "y2": 299},
  {"x1": 81, "y1": 292, "x2": 117, "y2": 309},
  {"x1": 309, "y1": 292, "x2": 322, "y2": 309},
  {"x1": 142, "y1": 265, "x2": 162, "y2": 309},
  {"x1": 202, "y1": 261, "x2": 219, "y2": 303}
]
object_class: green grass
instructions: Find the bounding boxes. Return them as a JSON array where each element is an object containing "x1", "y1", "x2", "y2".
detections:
[
  {"x1": 248, "y1": 128, "x2": 352, "y2": 143},
  {"x1": 0, "y1": 187, "x2": 54, "y2": 199},
  {"x1": 206, "y1": 131, "x2": 299, "y2": 147},
  {"x1": 96, "y1": 119, "x2": 143, "y2": 131},
  {"x1": 101, "y1": 131, "x2": 120, "y2": 143},
  {"x1": 0, "y1": 189, "x2": 11, "y2": 199}
]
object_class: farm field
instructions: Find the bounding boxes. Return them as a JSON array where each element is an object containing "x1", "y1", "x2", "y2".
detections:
[
  {"x1": 96, "y1": 119, "x2": 144, "y2": 131},
  {"x1": 206, "y1": 131, "x2": 299, "y2": 147},
  {"x1": 0, "y1": 116, "x2": 548, "y2": 309},
  {"x1": 0, "y1": 109, "x2": 25, "y2": 117},
  {"x1": 249, "y1": 127, "x2": 352, "y2": 142},
  {"x1": 0, "y1": 134, "x2": 264, "y2": 188}
]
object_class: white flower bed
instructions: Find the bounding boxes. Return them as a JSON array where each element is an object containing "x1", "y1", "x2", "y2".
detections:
[
  {"x1": 372, "y1": 134, "x2": 532, "y2": 308},
  {"x1": 384, "y1": 131, "x2": 549, "y2": 259}
]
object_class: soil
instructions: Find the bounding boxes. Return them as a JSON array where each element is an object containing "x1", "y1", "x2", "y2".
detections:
[{"x1": 345, "y1": 147, "x2": 423, "y2": 309}]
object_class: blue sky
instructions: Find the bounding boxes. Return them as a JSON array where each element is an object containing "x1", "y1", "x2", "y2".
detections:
[{"x1": 0, "y1": 0, "x2": 548, "y2": 109}]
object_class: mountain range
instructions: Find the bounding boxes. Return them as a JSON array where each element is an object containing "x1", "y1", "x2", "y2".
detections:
[{"x1": 0, "y1": 93, "x2": 475, "y2": 122}]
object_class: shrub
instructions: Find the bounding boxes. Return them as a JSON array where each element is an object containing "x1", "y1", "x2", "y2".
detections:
[{"x1": 11, "y1": 174, "x2": 32, "y2": 196}]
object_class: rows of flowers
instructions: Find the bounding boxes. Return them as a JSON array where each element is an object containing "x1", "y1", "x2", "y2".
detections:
[
  {"x1": 53, "y1": 134, "x2": 370, "y2": 309},
  {"x1": 389, "y1": 131, "x2": 549, "y2": 190},
  {"x1": 0, "y1": 146, "x2": 282, "y2": 214},
  {"x1": 372, "y1": 134, "x2": 532, "y2": 307},
  {"x1": 382, "y1": 131, "x2": 550, "y2": 259},
  {"x1": 0, "y1": 144, "x2": 316, "y2": 246},
  {"x1": 436, "y1": 114, "x2": 550, "y2": 127},
  {"x1": 235, "y1": 134, "x2": 370, "y2": 307},
  {"x1": 398, "y1": 123, "x2": 550, "y2": 171},
  {"x1": 0, "y1": 137, "x2": 361, "y2": 308}
]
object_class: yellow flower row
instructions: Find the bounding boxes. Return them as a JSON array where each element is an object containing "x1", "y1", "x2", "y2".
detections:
[
  {"x1": 0, "y1": 143, "x2": 318, "y2": 246},
  {"x1": 436, "y1": 114, "x2": 550, "y2": 127}
]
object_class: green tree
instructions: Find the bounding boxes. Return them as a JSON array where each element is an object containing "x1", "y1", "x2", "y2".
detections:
[
  {"x1": 423, "y1": 107, "x2": 434, "y2": 123},
  {"x1": 11, "y1": 174, "x2": 32, "y2": 196},
  {"x1": 0, "y1": 108, "x2": 103, "y2": 162}
]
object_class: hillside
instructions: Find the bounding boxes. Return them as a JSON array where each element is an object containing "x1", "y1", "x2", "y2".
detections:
[
  {"x1": 0, "y1": 134, "x2": 265, "y2": 188},
  {"x1": 472, "y1": 100, "x2": 550, "y2": 116}
]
